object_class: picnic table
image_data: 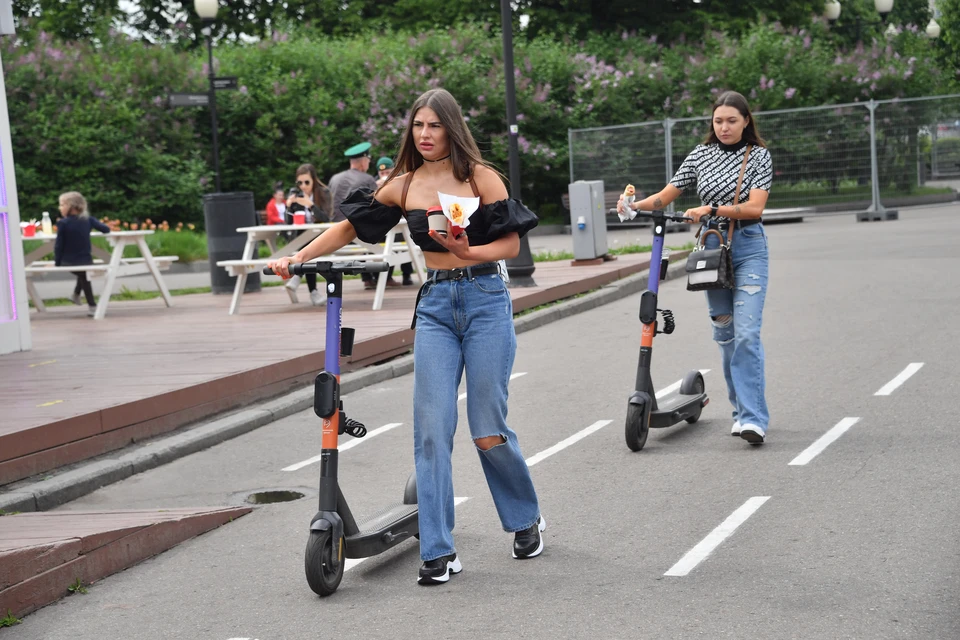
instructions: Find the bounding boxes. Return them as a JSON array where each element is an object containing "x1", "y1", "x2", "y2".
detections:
[
  {"x1": 216, "y1": 220, "x2": 425, "y2": 314},
  {"x1": 21, "y1": 229, "x2": 178, "y2": 320}
]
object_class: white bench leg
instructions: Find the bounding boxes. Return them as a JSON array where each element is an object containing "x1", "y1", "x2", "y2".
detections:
[
  {"x1": 25, "y1": 277, "x2": 46, "y2": 313},
  {"x1": 402, "y1": 226, "x2": 426, "y2": 283},
  {"x1": 228, "y1": 272, "x2": 247, "y2": 315},
  {"x1": 372, "y1": 268, "x2": 387, "y2": 311},
  {"x1": 136, "y1": 237, "x2": 174, "y2": 307},
  {"x1": 95, "y1": 243, "x2": 127, "y2": 320}
]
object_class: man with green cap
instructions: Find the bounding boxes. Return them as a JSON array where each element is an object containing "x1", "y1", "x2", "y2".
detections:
[
  {"x1": 375, "y1": 156, "x2": 394, "y2": 187},
  {"x1": 328, "y1": 142, "x2": 403, "y2": 288},
  {"x1": 328, "y1": 142, "x2": 378, "y2": 223}
]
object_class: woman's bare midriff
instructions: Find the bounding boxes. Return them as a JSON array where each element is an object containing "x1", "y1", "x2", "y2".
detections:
[{"x1": 422, "y1": 252, "x2": 489, "y2": 271}]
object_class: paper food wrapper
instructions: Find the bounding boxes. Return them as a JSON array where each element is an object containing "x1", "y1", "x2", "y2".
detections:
[
  {"x1": 617, "y1": 184, "x2": 637, "y2": 222},
  {"x1": 437, "y1": 192, "x2": 480, "y2": 231}
]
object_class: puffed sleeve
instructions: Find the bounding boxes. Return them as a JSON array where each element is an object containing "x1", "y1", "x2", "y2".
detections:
[
  {"x1": 340, "y1": 187, "x2": 403, "y2": 244},
  {"x1": 751, "y1": 147, "x2": 773, "y2": 192},
  {"x1": 468, "y1": 199, "x2": 539, "y2": 244},
  {"x1": 670, "y1": 145, "x2": 702, "y2": 191}
]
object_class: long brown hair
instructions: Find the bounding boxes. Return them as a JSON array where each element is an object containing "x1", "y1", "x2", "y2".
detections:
[
  {"x1": 295, "y1": 163, "x2": 333, "y2": 220},
  {"x1": 376, "y1": 88, "x2": 502, "y2": 194},
  {"x1": 703, "y1": 91, "x2": 767, "y2": 148}
]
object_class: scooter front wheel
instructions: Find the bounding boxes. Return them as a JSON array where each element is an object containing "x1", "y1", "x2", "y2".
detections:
[
  {"x1": 625, "y1": 401, "x2": 649, "y2": 451},
  {"x1": 305, "y1": 530, "x2": 345, "y2": 596}
]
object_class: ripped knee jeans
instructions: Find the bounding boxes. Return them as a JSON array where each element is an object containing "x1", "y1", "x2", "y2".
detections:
[
  {"x1": 703, "y1": 223, "x2": 770, "y2": 430},
  {"x1": 412, "y1": 273, "x2": 541, "y2": 561}
]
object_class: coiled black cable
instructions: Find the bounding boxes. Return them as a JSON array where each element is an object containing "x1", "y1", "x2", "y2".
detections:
[
  {"x1": 339, "y1": 411, "x2": 368, "y2": 438},
  {"x1": 658, "y1": 309, "x2": 675, "y2": 335}
]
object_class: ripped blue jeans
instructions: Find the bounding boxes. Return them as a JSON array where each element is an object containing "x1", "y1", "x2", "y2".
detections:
[
  {"x1": 702, "y1": 223, "x2": 770, "y2": 432},
  {"x1": 412, "y1": 268, "x2": 541, "y2": 562}
]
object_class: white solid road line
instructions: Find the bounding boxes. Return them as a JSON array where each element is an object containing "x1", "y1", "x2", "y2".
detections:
[
  {"x1": 525, "y1": 420, "x2": 613, "y2": 467},
  {"x1": 788, "y1": 417, "x2": 861, "y2": 466},
  {"x1": 282, "y1": 423, "x2": 404, "y2": 472},
  {"x1": 655, "y1": 369, "x2": 711, "y2": 399},
  {"x1": 875, "y1": 362, "x2": 924, "y2": 396},
  {"x1": 459, "y1": 372, "x2": 528, "y2": 401},
  {"x1": 664, "y1": 496, "x2": 771, "y2": 577},
  {"x1": 344, "y1": 497, "x2": 470, "y2": 572}
]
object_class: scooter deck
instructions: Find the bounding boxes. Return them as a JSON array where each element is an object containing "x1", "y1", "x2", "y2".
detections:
[
  {"x1": 345, "y1": 502, "x2": 418, "y2": 559},
  {"x1": 649, "y1": 390, "x2": 708, "y2": 429}
]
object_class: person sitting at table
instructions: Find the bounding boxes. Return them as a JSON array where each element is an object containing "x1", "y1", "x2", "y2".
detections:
[
  {"x1": 285, "y1": 165, "x2": 332, "y2": 306},
  {"x1": 265, "y1": 182, "x2": 287, "y2": 225},
  {"x1": 54, "y1": 191, "x2": 110, "y2": 318}
]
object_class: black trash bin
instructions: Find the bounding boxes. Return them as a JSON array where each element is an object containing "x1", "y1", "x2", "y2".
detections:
[{"x1": 203, "y1": 191, "x2": 261, "y2": 294}]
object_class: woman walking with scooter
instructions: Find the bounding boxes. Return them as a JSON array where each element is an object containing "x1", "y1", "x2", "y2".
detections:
[
  {"x1": 618, "y1": 90, "x2": 773, "y2": 445},
  {"x1": 269, "y1": 88, "x2": 544, "y2": 586}
]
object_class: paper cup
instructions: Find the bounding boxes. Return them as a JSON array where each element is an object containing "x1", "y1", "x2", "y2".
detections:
[
  {"x1": 293, "y1": 212, "x2": 306, "y2": 225},
  {"x1": 22, "y1": 224, "x2": 36, "y2": 238},
  {"x1": 427, "y1": 207, "x2": 447, "y2": 236}
]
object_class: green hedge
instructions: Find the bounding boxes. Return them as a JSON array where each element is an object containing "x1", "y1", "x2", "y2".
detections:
[{"x1": 4, "y1": 21, "x2": 950, "y2": 227}]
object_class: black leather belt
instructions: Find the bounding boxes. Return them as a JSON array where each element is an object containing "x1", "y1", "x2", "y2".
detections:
[
  {"x1": 733, "y1": 218, "x2": 762, "y2": 229},
  {"x1": 428, "y1": 264, "x2": 499, "y2": 282}
]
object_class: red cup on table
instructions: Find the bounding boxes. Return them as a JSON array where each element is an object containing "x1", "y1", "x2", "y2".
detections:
[
  {"x1": 22, "y1": 224, "x2": 36, "y2": 238},
  {"x1": 293, "y1": 212, "x2": 306, "y2": 225}
]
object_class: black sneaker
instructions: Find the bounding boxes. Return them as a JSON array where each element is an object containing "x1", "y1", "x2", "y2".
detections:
[
  {"x1": 512, "y1": 516, "x2": 546, "y2": 559},
  {"x1": 417, "y1": 553, "x2": 462, "y2": 585}
]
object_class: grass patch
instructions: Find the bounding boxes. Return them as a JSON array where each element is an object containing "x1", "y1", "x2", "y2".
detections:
[
  {"x1": 0, "y1": 510, "x2": 21, "y2": 516},
  {"x1": 1, "y1": 610, "x2": 22, "y2": 627},
  {"x1": 66, "y1": 578, "x2": 88, "y2": 595},
  {"x1": 533, "y1": 241, "x2": 693, "y2": 263},
  {"x1": 24, "y1": 230, "x2": 211, "y2": 263}
]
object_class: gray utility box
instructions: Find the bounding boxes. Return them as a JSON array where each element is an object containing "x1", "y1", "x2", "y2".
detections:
[{"x1": 568, "y1": 180, "x2": 608, "y2": 261}]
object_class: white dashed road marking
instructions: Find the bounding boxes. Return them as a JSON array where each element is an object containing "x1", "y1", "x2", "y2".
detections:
[{"x1": 664, "y1": 496, "x2": 770, "y2": 577}]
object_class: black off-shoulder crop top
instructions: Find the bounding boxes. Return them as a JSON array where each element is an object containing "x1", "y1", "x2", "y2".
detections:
[{"x1": 340, "y1": 172, "x2": 538, "y2": 252}]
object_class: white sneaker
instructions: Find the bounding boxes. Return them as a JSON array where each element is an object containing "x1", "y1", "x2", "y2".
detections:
[
  {"x1": 739, "y1": 424, "x2": 765, "y2": 444},
  {"x1": 285, "y1": 275, "x2": 301, "y2": 291},
  {"x1": 731, "y1": 420, "x2": 741, "y2": 437},
  {"x1": 310, "y1": 289, "x2": 323, "y2": 306},
  {"x1": 69, "y1": 292, "x2": 82, "y2": 306}
]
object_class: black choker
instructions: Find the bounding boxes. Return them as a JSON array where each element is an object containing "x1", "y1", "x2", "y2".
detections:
[
  {"x1": 422, "y1": 154, "x2": 451, "y2": 163},
  {"x1": 718, "y1": 139, "x2": 748, "y2": 152}
]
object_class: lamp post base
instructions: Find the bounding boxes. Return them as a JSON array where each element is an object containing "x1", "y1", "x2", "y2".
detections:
[{"x1": 857, "y1": 207, "x2": 898, "y2": 222}]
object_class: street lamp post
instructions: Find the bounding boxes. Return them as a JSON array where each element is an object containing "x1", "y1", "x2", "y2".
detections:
[
  {"x1": 194, "y1": 0, "x2": 221, "y2": 193},
  {"x1": 825, "y1": 0, "x2": 895, "y2": 42},
  {"x1": 499, "y1": 0, "x2": 536, "y2": 286}
]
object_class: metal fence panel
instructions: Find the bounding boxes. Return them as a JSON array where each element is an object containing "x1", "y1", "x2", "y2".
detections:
[
  {"x1": 569, "y1": 95, "x2": 960, "y2": 215},
  {"x1": 569, "y1": 122, "x2": 666, "y2": 203}
]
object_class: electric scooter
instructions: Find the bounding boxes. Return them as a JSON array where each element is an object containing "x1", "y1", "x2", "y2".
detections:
[
  {"x1": 264, "y1": 261, "x2": 419, "y2": 596},
  {"x1": 624, "y1": 210, "x2": 710, "y2": 451}
]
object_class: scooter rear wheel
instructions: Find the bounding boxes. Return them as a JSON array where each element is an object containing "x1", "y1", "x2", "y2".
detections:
[
  {"x1": 625, "y1": 401, "x2": 649, "y2": 451},
  {"x1": 305, "y1": 530, "x2": 345, "y2": 596}
]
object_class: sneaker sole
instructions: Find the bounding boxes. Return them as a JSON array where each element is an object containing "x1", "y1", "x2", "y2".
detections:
[
  {"x1": 739, "y1": 430, "x2": 765, "y2": 444},
  {"x1": 512, "y1": 517, "x2": 547, "y2": 560},
  {"x1": 417, "y1": 557, "x2": 462, "y2": 585}
]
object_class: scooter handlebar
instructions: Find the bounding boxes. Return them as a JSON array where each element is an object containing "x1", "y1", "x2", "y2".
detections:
[
  {"x1": 627, "y1": 209, "x2": 694, "y2": 223},
  {"x1": 263, "y1": 261, "x2": 391, "y2": 277}
]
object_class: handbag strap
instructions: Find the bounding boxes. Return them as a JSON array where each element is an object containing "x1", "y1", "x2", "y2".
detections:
[{"x1": 726, "y1": 145, "x2": 752, "y2": 250}]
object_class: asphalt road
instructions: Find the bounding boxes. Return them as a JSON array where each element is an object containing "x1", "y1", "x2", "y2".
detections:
[{"x1": 9, "y1": 206, "x2": 960, "y2": 640}]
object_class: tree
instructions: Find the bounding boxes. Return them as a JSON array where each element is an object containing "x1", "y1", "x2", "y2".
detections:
[
  {"x1": 519, "y1": 0, "x2": 827, "y2": 42},
  {"x1": 13, "y1": 0, "x2": 117, "y2": 41}
]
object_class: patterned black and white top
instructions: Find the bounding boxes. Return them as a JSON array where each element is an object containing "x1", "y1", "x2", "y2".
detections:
[{"x1": 670, "y1": 141, "x2": 773, "y2": 207}]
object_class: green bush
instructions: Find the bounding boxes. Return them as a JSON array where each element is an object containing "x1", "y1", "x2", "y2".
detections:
[{"x1": 4, "y1": 22, "x2": 952, "y2": 227}]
